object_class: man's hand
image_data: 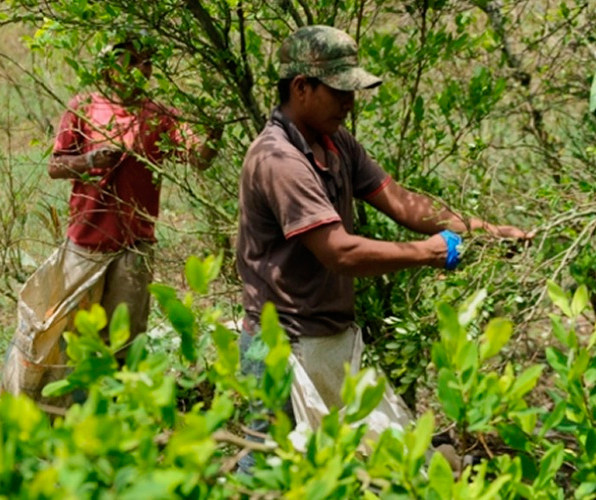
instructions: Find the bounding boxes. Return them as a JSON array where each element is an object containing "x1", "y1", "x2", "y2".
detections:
[
  {"x1": 188, "y1": 123, "x2": 224, "y2": 171},
  {"x1": 206, "y1": 124, "x2": 224, "y2": 142},
  {"x1": 49, "y1": 147, "x2": 123, "y2": 179},
  {"x1": 424, "y1": 233, "x2": 451, "y2": 269},
  {"x1": 485, "y1": 224, "x2": 535, "y2": 240},
  {"x1": 86, "y1": 147, "x2": 123, "y2": 171}
]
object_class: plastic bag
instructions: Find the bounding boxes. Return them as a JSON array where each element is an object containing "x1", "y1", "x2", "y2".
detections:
[
  {"x1": 288, "y1": 330, "x2": 413, "y2": 454},
  {"x1": 1, "y1": 242, "x2": 115, "y2": 407}
]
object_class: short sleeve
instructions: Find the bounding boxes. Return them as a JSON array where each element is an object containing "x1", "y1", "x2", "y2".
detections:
[
  {"x1": 256, "y1": 152, "x2": 341, "y2": 239},
  {"x1": 333, "y1": 128, "x2": 391, "y2": 200},
  {"x1": 53, "y1": 96, "x2": 85, "y2": 155}
]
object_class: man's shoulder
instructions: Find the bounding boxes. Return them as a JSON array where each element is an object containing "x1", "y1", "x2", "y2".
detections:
[
  {"x1": 329, "y1": 126, "x2": 359, "y2": 152},
  {"x1": 64, "y1": 92, "x2": 96, "y2": 111},
  {"x1": 245, "y1": 122, "x2": 307, "y2": 169},
  {"x1": 140, "y1": 98, "x2": 174, "y2": 116}
]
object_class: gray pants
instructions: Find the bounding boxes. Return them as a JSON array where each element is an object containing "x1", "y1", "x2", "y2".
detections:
[{"x1": 94, "y1": 242, "x2": 154, "y2": 353}]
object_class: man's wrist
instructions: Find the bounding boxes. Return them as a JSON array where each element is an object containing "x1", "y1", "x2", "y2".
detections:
[
  {"x1": 84, "y1": 150, "x2": 94, "y2": 171},
  {"x1": 469, "y1": 218, "x2": 491, "y2": 232}
]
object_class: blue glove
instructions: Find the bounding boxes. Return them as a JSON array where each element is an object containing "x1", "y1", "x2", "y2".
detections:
[{"x1": 439, "y1": 230, "x2": 463, "y2": 270}]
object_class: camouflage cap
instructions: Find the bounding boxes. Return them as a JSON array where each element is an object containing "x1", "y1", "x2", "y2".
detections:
[{"x1": 279, "y1": 25, "x2": 382, "y2": 91}]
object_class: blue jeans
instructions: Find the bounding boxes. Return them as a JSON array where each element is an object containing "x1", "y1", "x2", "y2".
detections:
[{"x1": 237, "y1": 328, "x2": 294, "y2": 474}]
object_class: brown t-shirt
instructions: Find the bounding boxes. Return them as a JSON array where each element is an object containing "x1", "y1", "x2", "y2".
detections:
[{"x1": 237, "y1": 108, "x2": 390, "y2": 338}]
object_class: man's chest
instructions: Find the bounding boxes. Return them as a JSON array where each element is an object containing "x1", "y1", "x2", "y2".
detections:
[{"x1": 85, "y1": 108, "x2": 161, "y2": 150}]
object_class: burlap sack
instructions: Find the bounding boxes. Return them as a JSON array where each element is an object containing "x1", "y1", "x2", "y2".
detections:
[{"x1": 1, "y1": 242, "x2": 116, "y2": 407}]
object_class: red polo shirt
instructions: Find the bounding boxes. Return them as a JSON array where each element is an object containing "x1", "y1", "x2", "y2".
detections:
[{"x1": 53, "y1": 93, "x2": 194, "y2": 251}]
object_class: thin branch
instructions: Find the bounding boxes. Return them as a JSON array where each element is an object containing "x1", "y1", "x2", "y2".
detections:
[
  {"x1": 277, "y1": 0, "x2": 305, "y2": 27},
  {"x1": 295, "y1": 0, "x2": 314, "y2": 25}
]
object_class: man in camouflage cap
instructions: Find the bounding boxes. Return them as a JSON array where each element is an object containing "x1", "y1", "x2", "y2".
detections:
[
  {"x1": 236, "y1": 25, "x2": 531, "y2": 472},
  {"x1": 278, "y1": 25, "x2": 382, "y2": 91}
]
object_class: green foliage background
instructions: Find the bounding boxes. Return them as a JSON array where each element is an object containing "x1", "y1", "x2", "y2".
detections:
[{"x1": 1, "y1": 0, "x2": 596, "y2": 496}]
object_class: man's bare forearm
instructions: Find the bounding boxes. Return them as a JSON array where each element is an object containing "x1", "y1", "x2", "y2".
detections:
[
  {"x1": 48, "y1": 154, "x2": 90, "y2": 179},
  {"x1": 299, "y1": 222, "x2": 449, "y2": 277}
]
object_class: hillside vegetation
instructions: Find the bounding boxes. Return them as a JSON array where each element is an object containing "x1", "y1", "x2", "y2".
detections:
[{"x1": 0, "y1": 1, "x2": 596, "y2": 498}]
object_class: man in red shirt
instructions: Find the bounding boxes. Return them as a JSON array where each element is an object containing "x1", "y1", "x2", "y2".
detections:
[
  {"x1": 2, "y1": 37, "x2": 220, "y2": 402},
  {"x1": 49, "y1": 37, "x2": 220, "y2": 343}
]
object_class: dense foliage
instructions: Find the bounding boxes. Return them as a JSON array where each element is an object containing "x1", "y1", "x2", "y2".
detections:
[
  {"x1": 1, "y1": 256, "x2": 596, "y2": 498},
  {"x1": 1, "y1": 0, "x2": 596, "y2": 496}
]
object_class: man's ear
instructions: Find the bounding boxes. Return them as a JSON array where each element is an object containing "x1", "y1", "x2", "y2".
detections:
[{"x1": 290, "y1": 75, "x2": 308, "y2": 102}]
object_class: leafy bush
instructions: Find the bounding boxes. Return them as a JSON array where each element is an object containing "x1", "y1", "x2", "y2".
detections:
[{"x1": 1, "y1": 256, "x2": 595, "y2": 498}]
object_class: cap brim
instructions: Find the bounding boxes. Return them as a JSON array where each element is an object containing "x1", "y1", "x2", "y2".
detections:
[{"x1": 319, "y1": 67, "x2": 382, "y2": 91}]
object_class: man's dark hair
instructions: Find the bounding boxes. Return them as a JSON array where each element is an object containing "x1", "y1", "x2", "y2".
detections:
[
  {"x1": 111, "y1": 35, "x2": 155, "y2": 62},
  {"x1": 278, "y1": 77, "x2": 321, "y2": 104}
]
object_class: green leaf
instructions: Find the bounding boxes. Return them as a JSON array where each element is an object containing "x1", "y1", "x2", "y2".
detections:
[
  {"x1": 539, "y1": 401, "x2": 566, "y2": 438},
  {"x1": 477, "y1": 476, "x2": 511, "y2": 500},
  {"x1": 437, "y1": 369, "x2": 465, "y2": 422},
  {"x1": 265, "y1": 342, "x2": 291, "y2": 382},
  {"x1": 344, "y1": 369, "x2": 386, "y2": 424},
  {"x1": 458, "y1": 288, "x2": 487, "y2": 326},
  {"x1": 148, "y1": 283, "x2": 177, "y2": 307},
  {"x1": 480, "y1": 318, "x2": 512, "y2": 360},
  {"x1": 545, "y1": 346, "x2": 568, "y2": 376},
  {"x1": 547, "y1": 281, "x2": 572, "y2": 318},
  {"x1": 575, "y1": 482, "x2": 596, "y2": 499},
  {"x1": 261, "y1": 302, "x2": 285, "y2": 347},
  {"x1": 428, "y1": 450, "x2": 454, "y2": 499},
  {"x1": 511, "y1": 409, "x2": 538, "y2": 435},
  {"x1": 126, "y1": 334, "x2": 148, "y2": 371},
  {"x1": 74, "y1": 303, "x2": 107, "y2": 337},
  {"x1": 211, "y1": 323, "x2": 239, "y2": 375},
  {"x1": 458, "y1": 342, "x2": 479, "y2": 389},
  {"x1": 185, "y1": 255, "x2": 208, "y2": 294},
  {"x1": 549, "y1": 313, "x2": 571, "y2": 348},
  {"x1": 497, "y1": 423, "x2": 531, "y2": 452},
  {"x1": 109, "y1": 303, "x2": 130, "y2": 353},
  {"x1": 510, "y1": 365, "x2": 544, "y2": 399},
  {"x1": 185, "y1": 254, "x2": 222, "y2": 295},
  {"x1": 42, "y1": 379, "x2": 73, "y2": 397},
  {"x1": 590, "y1": 72, "x2": 596, "y2": 115},
  {"x1": 437, "y1": 303, "x2": 465, "y2": 358},
  {"x1": 585, "y1": 429, "x2": 596, "y2": 460},
  {"x1": 411, "y1": 411, "x2": 434, "y2": 463},
  {"x1": 571, "y1": 285, "x2": 589, "y2": 317},
  {"x1": 167, "y1": 301, "x2": 196, "y2": 363},
  {"x1": 535, "y1": 443, "x2": 565, "y2": 490},
  {"x1": 431, "y1": 343, "x2": 451, "y2": 371},
  {"x1": 569, "y1": 348, "x2": 590, "y2": 382},
  {"x1": 587, "y1": 326, "x2": 596, "y2": 350},
  {"x1": 64, "y1": 56, "x2": 79, "y2": 71}
]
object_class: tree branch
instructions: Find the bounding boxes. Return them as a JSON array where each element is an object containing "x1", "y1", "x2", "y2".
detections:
[{"x1": 184, "y1": 0, "x2": 265, "y2": 131}]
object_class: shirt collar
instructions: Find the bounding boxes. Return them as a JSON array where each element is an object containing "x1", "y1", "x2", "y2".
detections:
[{"x1": 270, "y1": 106, "x2": 317, "y2": 167}]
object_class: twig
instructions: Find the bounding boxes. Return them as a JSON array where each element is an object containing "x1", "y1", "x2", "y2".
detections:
[
  {"x1": 240, "y1": 424, "x2": 269, "y2": 440},
  {"x1": 37, "y1": 402, "x2": 67, "y2": 416},
  {"x1": 478, "y1": 433, "x2": 494, "y2": 459},
  {"x1": 212, "y1": 429, "x2": 275, "y2": 453}
]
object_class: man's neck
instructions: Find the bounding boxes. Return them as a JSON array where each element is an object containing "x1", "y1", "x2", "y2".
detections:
[
  {"x1": 279, "y1": 103, "x2": 319, "y2": 147},
  {"x1": 106, "y1": 86, "x2": 147, "y2": 108}
]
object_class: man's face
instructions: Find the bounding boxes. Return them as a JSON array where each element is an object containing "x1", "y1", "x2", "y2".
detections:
[
  {"x1": 301, "y1": 80, "x2": 355, "y2": 136},
  {"x1": 107, "y1": 48, "x2": 153, "y2": 100},
  {"x1": 120, "y1": 50, "x2": 153, "y2": 80}
]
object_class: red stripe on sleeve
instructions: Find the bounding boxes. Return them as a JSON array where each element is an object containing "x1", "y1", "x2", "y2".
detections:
[
  {"x1": 285, "y1": 216, "x2": 341, "y2": 239},
  {"x1": 363, "y1": 175, "x2": 392, "y2": 201}
]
